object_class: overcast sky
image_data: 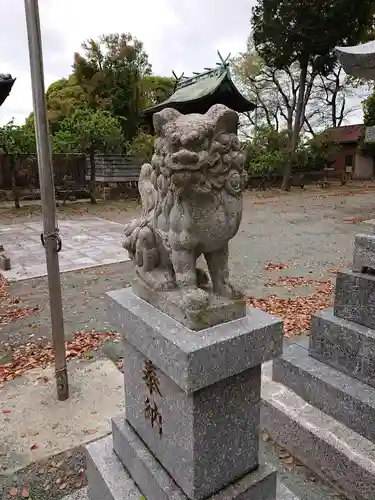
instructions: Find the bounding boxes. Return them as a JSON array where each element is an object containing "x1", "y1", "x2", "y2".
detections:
[
  {"x1": 0, "y1": 0, "x2": 256, "y2": 124},
  {"x1": 0, "y1": 0, "x2": 368, "y2": 126}
]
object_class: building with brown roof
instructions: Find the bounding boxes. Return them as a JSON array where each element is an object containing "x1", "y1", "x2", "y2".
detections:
[{"x1": 328, "y1": 124, "x2": 374, "y2": 179}]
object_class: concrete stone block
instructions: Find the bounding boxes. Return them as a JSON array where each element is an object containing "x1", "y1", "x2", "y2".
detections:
[
  {"x1": 334, "y1": 270, "x2": 375, "y2": 330},
  {"x1": 112, "y1": 415, "x2": 277, "y2": 500},
  {"x1": 106, "y1": 287, "x2": 283, "y2": 392},
  {"x1": 262, "y1": 374, "x2": 375, "y2": 500},
  {"x1": 86, "y1": 435, "x2": 297, "y2": 500},
  {"x1": 310, "y1": 309, "x2": 375, "y2": 388},
  {"x1": 0, "y1": 253, "x2": 11, "y2": 270},
  {"x1": 120, "y1": 340, "x2": 261, "y2": 499},
  {"x1": 353, "y1": 233, "x2": 375, "y2": 273},
  {"x1": 276, "y1": 485, "x2": 299, "y2": 500},
  {"x1": 273, "y1": 344, "x2": 375, "y2": 441},
  {"x1": 61, "y1": 488, "x2": 89, "y2": 500},
  {"x1": 86, "y1": 436, "x2": 140, "y2": 500}
]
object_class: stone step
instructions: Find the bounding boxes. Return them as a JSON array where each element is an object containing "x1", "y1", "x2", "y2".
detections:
[
  {"x1": 86, "y1": 435, "x2": 300, "y2": 500},
  {"x1": 262, "y1": 373, "x2": 375, "y2": 500},
  {"x1": 353, "y1": 233, "x2": 375, "y2": 273},
  {"x1": 86, "y1": 435, "x2": 140, "y2": 500},
  {"x1": 273, "y1": 343, "x2": 375, "y2": 441},
  {"x1": 310, "y1": 308, "x2": 375, "y2": 389},
  {"x1": 62, "y1": 489, "x2": 88, "y2": 500},
  {"x1": 113, "y1": 414, "x2": 277, "y2": 500},
  {"x1": 334, "y1": 270, "x2": 375, "y2": 330}
]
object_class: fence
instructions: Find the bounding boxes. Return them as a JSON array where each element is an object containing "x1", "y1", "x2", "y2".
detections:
[
  {"x1": 85, "y1": 154, "x2": 143, "y2": 183},
  {"x1": 0, "y1": 153, "x2": 87, "y2": 190},
  {"x1": 0, "y1": 153, "x2": 147, "y2": 192}
]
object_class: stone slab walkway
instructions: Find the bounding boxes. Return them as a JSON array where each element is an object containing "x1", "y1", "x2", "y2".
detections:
[{"x1": 0, "y1": 218, "x2": 129, "y2": 281}]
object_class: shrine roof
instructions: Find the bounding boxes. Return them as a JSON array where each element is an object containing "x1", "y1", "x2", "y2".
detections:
[
  {"x1": 336, "y1": 41, "x2": 375, "y2": 80},
  {"x1": 141, "y1": 57, "x2": 255, "y2": 121}
]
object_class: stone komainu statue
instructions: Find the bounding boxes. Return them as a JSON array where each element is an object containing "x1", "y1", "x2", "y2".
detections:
[{"x1": 123, "y1": 104, "x2": 247, "y2": 309}]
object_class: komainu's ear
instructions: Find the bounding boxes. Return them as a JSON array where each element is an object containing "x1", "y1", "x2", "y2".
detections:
[
  {"x1": 206, "y1": 104, "x2": 238, "y2": 134},
  {"x1": 153, "y1": 108, "x2": 181, "y2": 135}
]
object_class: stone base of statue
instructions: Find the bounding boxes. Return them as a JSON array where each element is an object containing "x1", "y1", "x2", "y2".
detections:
[
  {"x1": 132, "y1": 275, "x2": 246, "y2": 330},
  {"x1": 84, "y1": 287, "x2": 300, "y2": 500}
]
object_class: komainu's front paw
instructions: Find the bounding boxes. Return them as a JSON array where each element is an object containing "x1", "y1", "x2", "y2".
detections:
[
  {"x1": 138, "y1": 268, "x2": 176, "y2": 291},
  {"x1": 216, "y1": 282, "x2": 244, "y2": 300},
  {"x1": 182, "y1": 286, "x2": 209, "y2": 310}
]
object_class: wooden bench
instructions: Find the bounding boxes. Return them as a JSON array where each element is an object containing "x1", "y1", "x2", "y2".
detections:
[
  {"x1": 55, "y1": 176, "x2": 90, "y2": 204},
  {"x1": 291, "y1": 170, "x2": 330, "y2": 189}
]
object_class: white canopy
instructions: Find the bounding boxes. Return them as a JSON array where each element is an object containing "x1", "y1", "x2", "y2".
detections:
[{"x1": 336, "y1": 41, "x2": 375, "y2": 80}]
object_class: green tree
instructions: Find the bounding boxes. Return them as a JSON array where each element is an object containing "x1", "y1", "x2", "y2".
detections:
[
  {"x1": 73, "y1": 33, "x2": 152, "y2": 143},
  {"x1": 363, "y1": 92, "x2": 375, "y2": 127},
  {"x1": 53, "y1": 109, "x2": 124, "y2": 204},
  {"x1": 125, "y1": 132, "x2": 155, "y2": 162},
  {"x1": 25, "y1": 76, "x2": 87, "y2": 134},
  {"x1": 246, "y1": 125, "x2": 339, "y2": 186},
  {"x1": 140, "y1": 75, "x2": 175, "y2": 109},
  {"x1": 246, "y1": 126, "x2": 289, "y2": 177},
  {"x1": 252, "y1": 0, "x2": 375, "y2": 190},
  {"x1": 0, "y1": 121, "x2": 36, "y2": 208}
]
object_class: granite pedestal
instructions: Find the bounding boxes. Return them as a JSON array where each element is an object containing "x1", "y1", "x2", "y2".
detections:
[
  {"x1": 353, "y1": 233, "x2": 375, "y2": 273},
  {"x1": 86, "y1": 286, "x2": 287, "y2": 500},
  {"x1": 263, "y1": 232, "x2": 375, "y2": 500}
]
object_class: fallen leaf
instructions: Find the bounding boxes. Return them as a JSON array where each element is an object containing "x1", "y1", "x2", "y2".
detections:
[
  {"x1": 83, "y1": 428, "x2": 97, "y2": 435},
  {"x1": 248, "y1": 276, "x2": 334, "y2": 337},
  {"x1": 344, "y1": 217, "x2": 366, "y2": 224},
  {"x1": 264, "y1": 262, "x2": 290, "y2": 272},
  {"x1": 2, "y1": 409, "x2": 10, "y2": 414},
  {"x1": 0, "y1": 276, "x2": 35, "y2": 325},
  {"x1": 0, "y1": 331, "x2": 119, "y2": 384},
  {"x1": 21, "y1": 487, "x2": 29, "y2": 497}
]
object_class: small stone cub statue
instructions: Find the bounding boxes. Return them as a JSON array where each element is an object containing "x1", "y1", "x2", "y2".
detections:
[{"x1": 123, "y1": 104, "x2": 247, "y2": 309}]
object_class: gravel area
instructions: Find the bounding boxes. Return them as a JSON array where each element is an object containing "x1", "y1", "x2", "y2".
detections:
[{"x1": 2, "y1": 182, "x2": 375, "y2": 346}]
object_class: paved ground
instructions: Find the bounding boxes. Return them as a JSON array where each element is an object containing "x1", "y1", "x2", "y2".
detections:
[{"x1": 0, "y1": 218, "x2": 129, "y2": 281}]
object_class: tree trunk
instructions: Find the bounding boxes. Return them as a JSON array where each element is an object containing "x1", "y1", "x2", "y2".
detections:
[
  {"x1": 281, "y1": 61, "x2": 308, "y2": 191},
  {"x1": 10, "y1": 156, "x2": 20, "y2": 209},
  {"x1": 89, "y1": 148, "x2": 97, "y2": 204}
]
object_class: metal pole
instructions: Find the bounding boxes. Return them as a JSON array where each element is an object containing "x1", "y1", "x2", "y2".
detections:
[{"x1": 24, "y1": 0, "x2": 69, "y2": 401}]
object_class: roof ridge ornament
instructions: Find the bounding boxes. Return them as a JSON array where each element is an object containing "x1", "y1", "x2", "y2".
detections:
[{"x1": 172, "y1": 50, "x2": 232, "y2": 90}]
